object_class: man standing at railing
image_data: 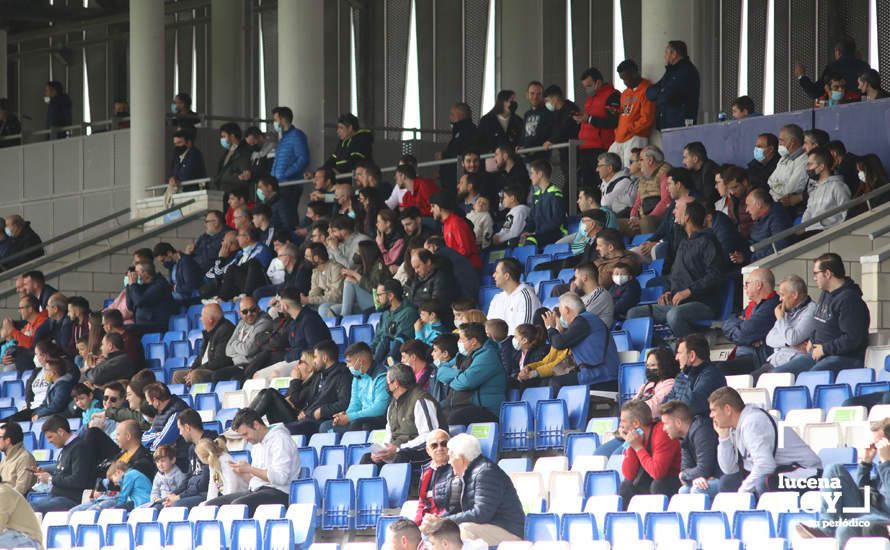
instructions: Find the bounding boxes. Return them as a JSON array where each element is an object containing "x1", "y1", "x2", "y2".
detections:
[
  {"x1": 270, "y1": 106, "x2": 309, "y2": 209},
  {"x1": 437, "y1": 103, "x2": 477, "y2": 194},
  {"x1": 0, "y1": 99, "x2": 22, "y2": 147},
  {"x1": 573, "y1": 67, "x2": 621, "y2": 186},
  {"x1": 43, "y1": 81, "x2": 72, "y2": 140},
  {"x1": 167, "y1": 129, "x2": 207, "y2": 193},
  {"x1": 213, "y1": 122, "x2": 252, "y2": 194},
  {"x1": 324, "y1": 112, "x2": 374, "y2": 174}
]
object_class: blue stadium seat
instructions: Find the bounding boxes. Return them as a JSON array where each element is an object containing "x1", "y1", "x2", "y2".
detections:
[
  {"x1": 776, "y1": 511, "x2": 819, "y2": 539},
  {"x1": 688, "y1": 511, "x2": 731, "y2": 541},
  {"x1": 636, "y1": 269, "x2": 657, "y2": 289},
  {"x1": 561, "y1": 513, "x2": 598, "y2": 543},
  {"x1": 558, "y1": 385, "x2": 590, "y2": 430},
  {"x1": 258, "y1": 296, "x2": 273, "y2": 311},
  {"x1": 521, "y1": 386, "x2": 552, "y2": 411},
  {"x1": 313, "y1": 463, "x2": 342, "y2": 489},
  {"x1": 348, "y1": 324, "x2": 374, "y2": 345},
  {"x1": 188, "y1": 328, "x2": 203, "y2": 350},
  {"x1": 813, "y1": 383, "x2": 853, "y2": 414},
  {"x1": 621, "y1": 317, "x2": 653, "y2": 351},
  {"x1": 557, "y1": 268, "x2": 575, "y2": 283},
  {"x1": 169, "y1": 339, "x2": 190, "y2": 358},
  {"x1": 163, "y1": 330, "x2": 186, "y2": 349},
  {"x1": 466, "y1": 422, "x2": 499, "y2": 460},
  {"x1": 639, "y1": 286, "x2": 663, "y2": 304},
  {"x1": 217, "y1": 408, "x2": 238, "y2": 429},
  {"x1": 346, "y1": 464, "x2": 377, "y2": 484},
  {"x1": 538, "y1": 279, "x2": 563, "y2": 301},
  {"x1": 525, "y1": 513, "x2": 560, "y2": 542},
  {"x1": 649, "y1": 258, "x2": 665, "y2": 275},
  {"x1": 168, "y1": 314, "x2": 189, "y2": 333},
  {"x1": 535, "y1": 399, "x2": 569, "y2": 450},
  {"x1": 298, "y1": 447, "x2": 318, "y2": 472},
  {"x1": 47, "y1": 525, "x2": 75, "y2": 550},
  {"x1": 380, "y1": 462, "x2": 410, "y2": 507},
  {"x1": 202, "y1": 420, "x2": 223, "y2": 434},
  {"x1": 320, "y1": 445, "x2": 347, "y2": 470},
  {"x1": 231, "y1": 519, "x2": 262, "y2": 550},
  {"x1": 644, "y1": 511, "x2": 686, "y2": 541},
  {"x1": 322, "y1": 479, "x2": 354, "y2": 530},
  {"x1": 566, "y1": 432, "x2": 600, "y2": 468},
  {"x1": 221, "y1": 301, "x2": 237, "y2": 312},
  {"x1": 836, "y1": 368, "x2": 875, "y2": 389},
  {"x1": 105, "y1": 523, "x2": 133, "y2": 550},
  {"x1": 366, "y1": 311, "x2": 382, "y2": 327},
  {"x1": 772, "y1": 386, "x2": 811, "y2": 418},
  {"x1": 141, "y1": 332, "x2": 161, "y2": 346},
  {"x1": 525, "y1": 270, "x2": 551, "y2": 288},
  {"x1": 145, "y1": 342, "x2": 165, "y2": 363},
  {"x1": 339, "y1": 314, "x2": 364, "y2": 334},
  {"x1": 855, "y1": 381, "x2": 890, "y2": 396},
  {"x1": 290, "y1": 478, "x2": 321, "y2": 506},
  {"x1": 355, "y1": 477, "x2": 388, "y2": 529},
  {"x1": 479, "y1": 286, "x2": 499, "y2": 312},
  {"x1": 498, "y1": 457, "x2": 532, "y2": 475},
  {"x1": 509, "y1": 245, "x2": 537, "y2": 268},
  {"x1": 796, "y1": 371, "x2": 834, "y2": 398},
  {"x1": 612, "y1": 330, "x2": 631, "y2": 352},
  {"x1": 526, "y1": 254, "x2": 552, "y2": 273},
  {"x1": 732, "y1": 510, "x2": 775, "y2": 543},
  {"x1": 631, "y1": 233, "x2": 654, "y2": 247},
  {"x1": 604, "y1": 512, "x2": 643, "y2": 544},
  {"x1": 819, "y1": 447, "x2": 857, "y2": 466},
  {"x1": 165, "y1": 520, "x2": 193, "y2": 547},
  {"x1": 543, "y1": 296, "x2": 560, "y2": 309},
  {"x1": 500, "y1": 401, "x2": 533, "y2": 452},
  {"x1": 619, "y1": 362, "x2": 646, "y2": 403},
  {"x1": 214, "y1": 379, "x2": 240, "y2": 397},
  {"x1": 195, "y1": 392, "x2": 220, "y2": 411},
  {"x1": 134, "y1": 522, "x2": 165, "y2": 548},
  {"x1": 584, "y1": 470, "x2": 620, "y2": 498},
  {"x1": 329, "y1": 326, "x2": 347, "y2": 353},
  {"x1": 224, "y1": 311, "x2": 238, "y2": 325},
  {"x1": 263, "y1": 518, "x2": 296, "y2": 550},
  {"x1": 194, "y1": 519, "x2": 226, "y2": 549},
  {"x1": 75, "y1": 523, "x2": 104, "y2": 549},
  {"x1": 0, "y1": 406, "x2": 16, "y2": 418},
  {"x1": 543, "y1": 243, "x2": 570, "y2": 256},
  {"x1": 347, "y1": 443, "x2": 372, "y2": 466},
  {"x1": 376, "y1": 516, "x2": 401, "y2": 550}
]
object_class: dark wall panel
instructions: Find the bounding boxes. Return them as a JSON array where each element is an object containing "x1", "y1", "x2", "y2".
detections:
[
  {"x1": 721, "y1": 0, "x2": 741, "y2": 113},
  {"x1": 463, "y1": 0, "x2": 489, "y2": 121},
  {"x1": 541, "y1": 0, "x2": 566, "y2": 96},
  {"x1": 433, "y1": 0, "x2": 463, "y2": 131},
  {"x1": 774, "y1": 0, "x2": 790, "y2": 113},
  {"x1": 621, "y1": 0, "x2": 641, "y2": 71},
  {"x1": 589, "y1": 0, "x2": 612, "y2": 81},
  {"x1": 790, "y1": 0, "x2": 816, "y2": 111},
  {"x1": 747, "y1": 0, "x2": 766, "y2": 114},
  {"x1": 569, "y1": 0, "x2": 590, "y2": 101}
]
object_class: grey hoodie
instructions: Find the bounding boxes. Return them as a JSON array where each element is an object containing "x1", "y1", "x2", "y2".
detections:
[
  {"x1": 225, "y1": 312, "x2": 273, "y2": 365},
  {"x1": 718, "y1": 405, "x2": 822, "y2": 493},
  {"x1": 802, "y1": 175, "x2": 851, "y2": 230}
]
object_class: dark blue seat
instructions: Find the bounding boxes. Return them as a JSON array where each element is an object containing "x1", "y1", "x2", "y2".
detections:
[
  {"x1": 813, "y1": 383, "x2": 853, "y2": 414},
  {"x1": 535, "y1": 399, "x2": 569, "y2": 450},
  {"x1": 380, "y1": 462, "x2": 410, "y2": 508},
  {"x1": 621, "y1": 317, "x2": 653, "y2": 351},
  {"x1": 525, "y1": 513, "x2": 560, "y2": 542},
  {"x1": 618, "y1": 362, "x2": 646, "y2": 403},
  {"x1": 772, "y1": 385, "x2": 811, "y2": 418},
  {"x1": 584, "y1": 470, "x2": 620, "y2": 498},
  {"x1": 321, "y1": 479, "x2": 354, "y2": 530},
  {"x1": 557, "y1": 385, "x2": 589, "y2": 430},
  {"x1": 500, "y1": 401, "x2": 533, "y2": 452},
  {"x1": 355, "y1": 477, "x2": 388, "y2": 529},
  {"x1": 565, "y1": 432, "x2": 600, "y2": 468}
]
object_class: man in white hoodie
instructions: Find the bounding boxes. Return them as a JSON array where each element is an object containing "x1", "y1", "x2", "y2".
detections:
[{"x1": 801, "y1": 147, "x2": 851, "y2": 231}]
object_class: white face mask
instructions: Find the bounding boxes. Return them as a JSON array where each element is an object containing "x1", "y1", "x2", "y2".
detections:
[
  {"x1": 545, "y1": 101, "x2": 555, "y2": 112},
  {"x1": 777, "y1": 145, "x2": 790, "y2": 157},
  {"x1": 858, "y1": 170, "x2": 867, "y2": 183},
  {"x1": 613, "y1": 274, "x2": 632, "y2": 286},
  {"x1": 512, "y1": 337, "x2": 522, "y2": 351}
]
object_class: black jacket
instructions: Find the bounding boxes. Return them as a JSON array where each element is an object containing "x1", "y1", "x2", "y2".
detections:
[
  {"x1": 549, "y1": 100, "x2": 581, "y2": 143},
  {"x1": 798, "y1": 55, "x2": 871, "y2": 100},
  {"x1": 86, "y1": 351, "x2": 136, "y2": 386},
  {"x1": 610, "y1": 279, "x2": 641, "y2": 321},
  {"x1": 436, "y1": 246, "x2": 479, "y2": 304},
  {"x1": 285, "y1": 307, "x2": 331, "y2": 362},
  {"x1": 521, "y1": 106, "x2": 555, "y2": 161},
  {"x1": 302, "y1": 362, "x2": 353, "y2": 420},
  {"x1": 407, "y1": 264, "x2": 457, "y2": 307},
  {"x1": 747, "y1": 155, "x2": 780, "y2": 191},
  {"x1": 263, "y1": 192, "x2": 296, "y2": 232},
  {"x1": 191, "y1": 319, "x2": 236, "y2": 371},
  {"x1": 476, "y1": 112, "x2": 523, "y2": 153},
  {"x1": 324, "y1": 129, "x2": 374, "y2": 174},
  {"x1": 192, "y1": 231, "x2": 226, "y2": 273},
  {"x1": 2, "y1": 222, "x2": 44, "y2": 270},
  {"x1": 286, "y1": 371, "x2": 320, "y2": 411},
  {"x1": 173, "y1": 429, "x2": 218, "y2": 499},
  {"x1": 646, "y1": 57, "x2": 701, "y2": 130},
  {"x1": 668, "y1": 230, "x2": 726, "y2": 314},
  {"x1": 442, "y1": 455, "x2": 525, "y2": 538},
  {"x1": 679, "y1": 416, "x2": 719, "y2": 483},
  {"x1": 125, "y1": 275, "x2": 176, "y2": 326},
  {"x1": 811, "y1": 279, "x2": 870, "y2": 360},
  {"x1": 118, "y1": 445, "x2": 157, "y2": 482},
  {"x1": 692, "y1": 159, "x2": 719, "y2": 204},
  {"x1": 47, "y1": 93, "x2": 73, "y2": 129},
  {"x1": 52, "y1": 434, "x2": 97, "y2": 502},
  {"x1": 213, "y1": 141, "x2": 252, "y2": 193},
  {"x1": 443, "y1": 119, "x2": 477, "y2": 159}
]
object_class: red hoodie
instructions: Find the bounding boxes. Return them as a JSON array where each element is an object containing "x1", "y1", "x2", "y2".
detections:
[
  {"x1": 442, "y1": 213, "x2": 482, "y2": 269},
  {"x1": 400, "y1": 177, "x2": 440, "y2": 217},
  {"x1": 622, "y1": 420, "x2": 681, "y2": 481}
]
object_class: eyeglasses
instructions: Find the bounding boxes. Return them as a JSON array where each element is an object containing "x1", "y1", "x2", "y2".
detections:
[
  {"x1": 428, "y1": 440, "x2": 449, "y2": 449},
  {"x1": 203, "y1": 219, "x2": 216, "y2": 224},
  {"x1": 812, "y1": 269, "x2": 825, "y2": 276},
  {"x1": 241, "y1": 307, "x2": 259, "y2": 315}
]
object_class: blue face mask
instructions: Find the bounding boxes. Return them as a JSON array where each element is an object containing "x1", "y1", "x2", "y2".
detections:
[
  {"x1": 220, "y1": 137, "x2": 229, "y2": 150},
  {"x1": 273, "y1": 122, "x2": 282, "y2": 133},
  {"x1": 170, "y1": 103, "x2": 177, "y2": 114},
  {"x1": 753, "y1": 147, "x2": 765, "y2": 162},
  {"x1": 256, "y1": 189, "x2": 266, "y2": 202},
  {"x1": 560, "y1": 317, "x2": 569, "y2": 329},
  {"x1": 457, "y1": 342, "x2": 467, "y2": 356},
  {"x1": 830, "y1": 90, "x2": 844, "y2": 102},
  {"x1": 349, "y1": 367, "x2": 363, "y2": 378}
]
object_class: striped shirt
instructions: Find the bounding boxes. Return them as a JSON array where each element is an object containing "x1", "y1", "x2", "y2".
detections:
[{"x1": 487, "y1": 283, "x2": 542, "y2": 335}]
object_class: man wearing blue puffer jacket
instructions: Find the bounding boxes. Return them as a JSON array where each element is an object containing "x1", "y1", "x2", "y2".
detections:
[
  {"x1": 437, "y1": 323, "x2": 506, "y2": 425},
  {"x1": 542, "y1": 292, "x2": 619, "y2": 395},
  {"x1": 270, "y1": 106, "x2": 309, "y2": 210},
  {"x1": 321, "y1": 342, "x2": 390, "y2": 433}
]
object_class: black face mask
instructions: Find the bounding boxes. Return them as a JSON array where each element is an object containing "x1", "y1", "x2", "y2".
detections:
[
  {"x1": 645, "y1": 368, "x2": 660, "y2": 383},
  {"x1": 352, "y1": 254, "x2": 362, "y2": 269},
  {"x1": 508, "y1": 100, "x2": 518, "y2": 114},
  {"x1": 173, "y1": 146, "x2": 187, "y2": 155},
  {"x1": 806, "y1": 168, "x2": 820, "y2": 180},
  {"x1": 252, "y1": 144, "x2": 262, "y2": 152}
]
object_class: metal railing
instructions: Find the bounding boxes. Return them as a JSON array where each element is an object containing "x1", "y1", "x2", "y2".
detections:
[
  {"x1": 0, "y1": 207, "x2": 130, "y2": 268},
  {"x1": 751, "y1": 183, "x2": 890, "y2": 255},
  {"x1": 0, "y1": 116, "x2": 130, "y2": 144},
  {"x1": 0, "y1": 199, "x2": 196, "y2": 285},
  {"x1": 145, "y1": 177, "x2": 212, "y2": 195}
]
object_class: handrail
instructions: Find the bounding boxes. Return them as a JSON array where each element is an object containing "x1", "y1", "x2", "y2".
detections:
[
  {"x1": 751, "y1": 183, "x2": 890, "y2": 253},
  {"x1": 145, "y1": 177, "x2": 213, "y2": 193},
  {"x1": 0, "y1": 207, "x2": 130, "y2": 268},
  {"x1": 0, "y1": 199, "x2": 196, "y2": 284},
  {"x1": 0, "y1": 210, "x2": 206, "y2": 303},
  {"x1": 0, "y1": 117, "x2": 129, "y2": 142}
]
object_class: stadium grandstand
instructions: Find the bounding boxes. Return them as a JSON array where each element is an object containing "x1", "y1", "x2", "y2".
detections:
[{"x1": 2, "y1": 1, "x2": 890, "y2": 549}]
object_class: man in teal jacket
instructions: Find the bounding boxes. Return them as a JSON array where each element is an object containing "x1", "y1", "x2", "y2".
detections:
[
  {"x1": 321, "y1": 342, "x2": 390, "y2": 432},
  {"x1": 371, "y1": 280, "x2": 419, "y2": 364},
  {"x1": 436, "y1": 322, "x2": 506, "y2": 425}
]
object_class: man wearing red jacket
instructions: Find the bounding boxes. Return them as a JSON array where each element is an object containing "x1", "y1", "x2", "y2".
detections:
[
  {"x1": 572, "y1": 67, "x2": 621, "y2": 186},
  {"x1": 429, "y1": 192, "x2": 482, "y2": 270},
  {"x1": 397, "y1": 164, "x2": 439, "y2": 218},
  {"x1": 619, "y1": 398, "x2": 682, "y2": 507}
]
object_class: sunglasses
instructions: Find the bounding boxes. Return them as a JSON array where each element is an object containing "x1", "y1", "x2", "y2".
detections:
[
  {"x1": 241, "y1": 307, "x2": 259, "y2": 315},
  {"x1": 103, "y1": 395, "x2": 119, "y2": 401},
  {"x1": 428, "y1": 440, "x2": 449, "y2": 449}
]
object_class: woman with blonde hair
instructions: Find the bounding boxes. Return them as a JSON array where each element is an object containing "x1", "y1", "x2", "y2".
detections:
[
  {"x1": 195, "y1": 438, "x2": 248, "y2": 502},
  {"x1": 461, "y1": 309, "x2": 487, "y2": 325}
]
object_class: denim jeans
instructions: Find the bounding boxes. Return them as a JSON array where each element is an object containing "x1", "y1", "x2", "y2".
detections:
[
  {"x1": 0, "y1": 530, "x2": 41, "y2": 549},
  {"x1": 678, "y1": 478, "x2": 720, "y2": 499},
  {"x1": 774, "y1": 354, "x2": 864, "y2": 376},
  {"x1": 594, "y1": 438, "x2": 625, "y2": 458},
  {"x1": 736, "y1": 345, "x2": 769, "y2": 366},
  {"x1": 340, "y1": 281, "x2": 374, "y2": 316},
  {"x1": 626, "y1": 301, "x2": 717, "y2": 337},
  {"x1": 817, "y1": 463, "x2": 890, "y2": 547},
  {"x1": 31, "y1": 494, "x2": 80, "y2": 513}
]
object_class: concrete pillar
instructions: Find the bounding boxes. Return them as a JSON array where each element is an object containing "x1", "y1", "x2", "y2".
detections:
[
  {"x1": 0, "y1": 30, "x2": 7, "y2": 99},
  {"x1": 279, "y1": 0, "x2": 325, "y2": 169},
  {"x1": 210, "y1": 0, "x2": 244, "y2": 118},
  {"x1": 499, "y1": 0, "x2": 544, "y2": 97},
  {"x1": 129, "y1": 0, "x2": 165, "y2": 216}
]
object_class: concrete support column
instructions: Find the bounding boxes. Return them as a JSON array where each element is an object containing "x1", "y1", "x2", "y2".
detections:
[
  {"x1": 210, "y1": 0, "x2": 244, "y2": 118},
  {"x1": 0, "y1": 30, "x2": 7, "y2": 99},
  {"x1": 499, "y1": 0, "x2": 544, "y2": 96},
  {"x1": 279, "y1": 0, "x2": 325, "y2": 168},
  {"x1": 129, "y1": 0, "x2": 165, "y2": 216}
]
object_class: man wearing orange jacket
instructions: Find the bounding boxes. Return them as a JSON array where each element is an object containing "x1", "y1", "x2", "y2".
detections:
[
  {"x1": 609, "y1": 60, "x2": 655, "y2": 168},
  {"x1": 572, "y1": 67, "x2": 621, "y2": 186}
]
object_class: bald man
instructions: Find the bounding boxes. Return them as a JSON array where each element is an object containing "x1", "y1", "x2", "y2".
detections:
[
  {"x1": 172, "y1": 303, "x2": 236, "y2": 384},
  {"x1": 0, "y1": 215, "x2": 44, "y2": 270},
  {"x1": 85, "y1": 418, "x2": 157, "y2": 481},
  {"x1": 722, "y1": 267, "x2": 781, "y2": 370}
]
